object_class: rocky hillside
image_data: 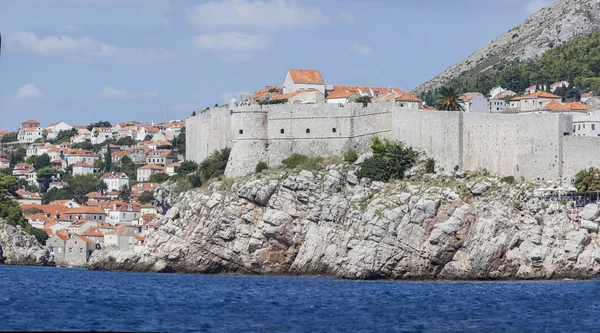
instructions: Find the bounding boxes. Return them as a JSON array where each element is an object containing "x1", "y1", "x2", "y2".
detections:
[
  {"x1": 0, "y1": 221, "x2": 52, "y2": 266},
  {"x1": 90, "y1": 164, "x2": 600, "y2": 280},
  {"x1": 413, "y1": 0, "x2": 600, "y2": 94}
]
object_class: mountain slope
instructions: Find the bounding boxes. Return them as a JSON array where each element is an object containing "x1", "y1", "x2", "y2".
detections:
[{"x1": 413, "y1": 0, "x2": 600, "y2": 94}]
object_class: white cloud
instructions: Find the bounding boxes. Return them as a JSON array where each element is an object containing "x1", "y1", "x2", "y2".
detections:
[
  {"x1": 193, "y1": 32, "x2": 270, "y2": 52},
  {"x1": 14, "y1": 84, "x2": 45, "y2": 100},
  {"x1": 97, "y1": 86, "x2": 158, "y2": 100},
  {"x1": 349, "y1": 42, "x2": 374, "y2": 56},
  {"x1": 338, "y1": 11, "x2": 355, "y2": 22},
  {"x1": 63, "y1": 24, "x2": 77, "y2": 32},
  {"x1": 6, "y1": 31, "x2": 177, "y2": 65},
  {"x1": 185, "y1": 0, "x2": 328, "y2": 32},
  {"x1": 524, "y1": 0, "x2": 554, "y2": 14}
]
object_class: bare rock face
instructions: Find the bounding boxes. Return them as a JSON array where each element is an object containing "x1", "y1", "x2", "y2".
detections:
[
  {"x1": 413, "y1": 0, "x2": 600, "y2": 94},
  {"x1": 0, "y1": 221, "x2": 52, "y2": 266},
  {"x1": 90, "y1": 167, "x2": 600, "y2": 280}
]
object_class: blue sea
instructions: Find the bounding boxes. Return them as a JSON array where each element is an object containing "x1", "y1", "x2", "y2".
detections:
[{"x1": 1, "y1": 266, "x2": 600, "y2": 332}]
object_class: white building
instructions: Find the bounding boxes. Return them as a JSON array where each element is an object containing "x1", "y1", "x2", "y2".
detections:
[
  {"x1": 517, "y1": 92, "x2": 562, "y2": 112},
  {"x1": 137, "y1": 164, "x2": 164, "y2": 182},
  {"x1": 45, "y1": 122, "x2": 72, "y2": 141},
  {"x1": 488, "y1": 98, "x2": 508, "y2": 112},
  {"x1": 18, "y1": 127, "x2": 43, "y2": 144},
  {"x1": 326, "y1": 91, "x2": 359, "y2": 104},
  {"x1": 459, "y1": 93, "x2": 489, "y2": 113},
  {"x1": 107, "y1": 203, "x2": 140, "y2": 225},
  {"x1": 0, "y1": 158, "x2": 10, "y2": 169},
  {"x1": 91, "y1": 127, "x2": 113, "y2": 145},
  {"x1": 282, "y1": 69, "x2": 326, "y2": 95},
  {"x1": 550, "y1": 81, "x2": 570, "y2": 93},
  {"x1": 101, "y1": 172, "x2": 129, "y2": 192},
  {"x1": 489, "y1": 86, "x2": 506, "y2": 98},
  {"x1": 72, "y1": 162, "x2": 94, "y2": 176}
]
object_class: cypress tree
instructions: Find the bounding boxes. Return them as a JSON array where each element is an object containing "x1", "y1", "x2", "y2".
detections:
[{"x1": 105, "y1": 144, "x2": 112, "y2": 173}]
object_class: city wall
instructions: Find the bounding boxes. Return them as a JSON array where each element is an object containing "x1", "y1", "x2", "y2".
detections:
[{"x1": 186, "y1": 103, "x2": 600, "y2": 180}]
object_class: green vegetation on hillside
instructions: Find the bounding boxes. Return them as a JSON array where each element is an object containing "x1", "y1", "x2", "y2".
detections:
[
  {"x1": 419, "y1": 31, "x2": 600, "y2": 101},
  {"x1": 0, "y1": 175, "x2": 48, "y2": 244},
  {"x1": 356, "y1": 137, "x2": 419, "y2": 182}
]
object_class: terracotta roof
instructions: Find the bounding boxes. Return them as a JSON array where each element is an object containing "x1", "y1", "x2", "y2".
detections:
[
  {"x1": 252, "y1": 86, "x2": 282, "y2": 100},
  {"x1": 101, "y1": 172, "x2": 128, "y2": 179},
  {"x1": 72, "y1": 163, "x2": 93, "y2": 167},
  {"x1": 326, "y1": 90, "x2": 356, "y2": 99},
  {"x1": 21, "y1": 204, "x2": 69, "y2": 214},
  {"x1": 510, "y1": 96, "x2": 523, "y2": 101},
  {"x1": 288, "y1": 69, "x2": 325, "y2": 84},
  {"x1": 73, "y1": 235, "x2": 94, "y2": 244},
  {"x1": 272, "y1": 91, "x2": 302, "y2": 101},
  {"x1": 41, "y1": 228, "x2": 53, "y2": 236},
  {"x1": 64, "y1": 207, "x2": 106, "y2": 215},
  {"x1": 111, "y1": 151, "x2": 130, "y2": 157},
  {"x1": 22, "y1": 119, "x2": 40, "y2": 125},
  {"x1": 544, "y1": 100, "x2": 587, "y2": 112},
  {"x1": 459, "y1": 92, "x2": 485, "y2": 102},
  {"x1": 167, "y1": 162, "x2": 181, "y2": 168},
  {"x1": 139, "y1": 164, "x2": 166, "y2": 170},
  {"x1": 0, "y1": 157, "x2": 9, "y2": 162},
  {"x1": 0, "y1": 130, "x2": 11, "y2": 135},
  {"x1": 83, "y1": 228, "x2": 104, "y2": 237},
  {"x1": 522, "y1": 91, "x2": 561, "y2": 99},
  {"x1": 86, "y1": 192, "x2": 108, "y2": 199}
]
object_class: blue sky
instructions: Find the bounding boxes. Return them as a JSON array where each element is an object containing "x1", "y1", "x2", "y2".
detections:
[{"x1": 0, "y1": 0, "x2": 555, "y2": 130}]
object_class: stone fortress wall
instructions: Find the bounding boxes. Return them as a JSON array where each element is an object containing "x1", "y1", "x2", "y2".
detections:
[{"x1": 186, "y1": 103, "x2": 600, "y2": 180}]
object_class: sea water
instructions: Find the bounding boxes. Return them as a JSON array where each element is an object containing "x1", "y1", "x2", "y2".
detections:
[{"x1": 1, "y1": 265, "x2": 600, "y2": 332}]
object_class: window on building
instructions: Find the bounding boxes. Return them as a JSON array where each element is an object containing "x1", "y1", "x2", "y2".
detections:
[
  {"x1": 58, "y1": 247, "x2": 62, "y2": 254},
  {"x1": 578, "y1": 125, "x2": 581, "y2": 130},
  {"x1": 280, "y1": 129, "x2": 285, "y2": 134},
  {"x1": 69, "y1": 247, "x2": 72, "y2": 254},
  {"x1": 584, "y1": 124, "x2": 586, "y2": 129},
  {"x1": 123, "y1": 213, "x2": 126, "y2": 218},
  {"x1": 332, "y1": 128, "x2": 337, "y2": 133},
  {"x1": 594, "y1": 124, "x2": 596, "y2": 131},
  {"x1": 80, "y1": 248, "x2": 83, "y2": 254},
  {"x1": 239, "y1": 129, "x2": 243, "y2": 135},
  {"x1": 74, "y1": 240, "x2": 78, "y2": 244},
  {"x1": 306, "y1": 129, "x2": 310, "y2": 134}
]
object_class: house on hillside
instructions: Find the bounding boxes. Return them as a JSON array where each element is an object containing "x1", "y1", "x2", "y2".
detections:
[
  {"x1": 0, "y1": 158, "x2": 9, "y2": 169},
  {"x1": 47, "y1": 233, "x2": 69, "y2": 264},
  {"x1": 64, "y1": 235, "x2": 95, "y2": 266},
  {"x1": 550, "y1": 81, "x2": 570, "y2": 93},
  {"x1": 282, "y1": 69, "x2": 326, "y2": 95},
  {"x1": 137, "y1": 164, "x2": 165, "y2": 182},
  {"x1": 270, "y1": 89, "x2": 325, "y2": 104},
  {"x1": 459, "y1": 93, "x2": 489, "y2": 113},
  {"x1": 325, "y1": 90, "x2": 359, "y2": 104},
  {"x1": 146, "y1": 150, "x2": 175, "y2": 166},
  {"x1": 91, "y1": 127, "x2": 112, "y2": 145},
  {"x1": 518, "y1": 92, "x2": 562, "y2": 112},
  {"x1": 101, "y1": 172, "x2": 129, "y2": 192},
  {"x1": 45, "y1": 122, "x2": 72, "y2": 141},
  {"x1": 16, "y1": 189, "x2": 42, "y2": 205},
  {"x1": 72, "y1": 162, "x2": 94, "y2": 176},
  {"x1": 104, "y1": 228, "x2": 135, "y2": 251}
]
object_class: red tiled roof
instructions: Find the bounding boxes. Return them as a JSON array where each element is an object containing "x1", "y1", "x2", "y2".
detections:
[
  {"x1": 272, "y1": 91, "x2": 302, "y2": 101},
  {"x1": 544, "y1": 100, "x2": 587, "y2": 112},
  {"x1": 139, "y1": 164, "x2": 166, "y2": 170},
  {"x1": 22, "y1": 119, "x2": 40, "y2": 125},
  {"x1": 288, "y1": 69, "x2": 325, "y2": 84},
  {"x1": 326, "y1": 90, "x2": 356, "y2": 99},
  {"x1": 459, "y1": 92, "x2": 484, "y2": 102},
  {"x1": 21, "y1": 204, "x2": 69, "y2": 214},
  {"x1": 64, "y1": 207, "x2": 106, "y2": 215},
  {"x1": 522, "y1": 91, "x2": 561, "y2": 99}
]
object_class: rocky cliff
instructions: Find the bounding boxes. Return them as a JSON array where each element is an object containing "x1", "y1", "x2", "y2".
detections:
[
  {"x1": 90, "y1": 164, "x2": 600, "y2": 280},
  {"x1": 413, "y1": 0, "x2": 600, "y2": 94},
  {"x1": 0, "y1": 221, "x2": 52, "y2": 266}
]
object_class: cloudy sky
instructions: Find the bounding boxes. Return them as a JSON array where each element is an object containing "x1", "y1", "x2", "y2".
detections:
[{"x1": 0, "y1": 0, "x2": 555, "y2": 130}]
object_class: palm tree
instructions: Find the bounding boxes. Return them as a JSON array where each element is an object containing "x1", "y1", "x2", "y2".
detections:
[
  {"x1": 118, "y1": 185, "x2": 131, "y2": 203},
  {"x1": 97, "y1": 181, "x2": 108, "y2": 195},
  {"x1": 435, "y1": 87, "x2": 465, "y2": 112}
]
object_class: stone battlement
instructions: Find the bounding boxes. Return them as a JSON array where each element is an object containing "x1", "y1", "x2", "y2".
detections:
[{"x1": 186, "y1": 103, "x2": 600, "y2": 180}]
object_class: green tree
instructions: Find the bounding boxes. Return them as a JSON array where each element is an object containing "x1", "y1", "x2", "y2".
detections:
[
  {"x1": 435, "y1": 87, "x2": 465, "y2": 111},
  {"x1": 138, "y1": 191, "x2": 155, "y2": 204},
  {"x1": 66, "y1": 174, "x2": 102, "y2": 203},
  {"x1": 116, "y1": 136, "x2": 136, "y2": 146},
  {"x1": 1, "y1": 132, "x2": 18, "y2": 143},
  {"x1": 26, "y1": 153, "x2": 51, "y2": 170},
  {"x1": 36, "y1": 167, "x2": 58, "y2": 192},
  {"x1": 199, "y1": 148, "x2": 230, "y2": 181},
  {"x1": 356, "y1": 96, "x2": 372, "y2": 106},
  {"x1": 52, "y1": 128, "x2": 78, "y2": 144},
  {"x1": 87, "y1": 121, "x2": 112, "y2": 131},
  {"x1": 10, "y1": 147, "x2": 27, "y2": 166},
  {"x1": 118, "y1": 185, "x2": 131, "y2": 203},
  {"x1": 104, "y1": 144, "x2": 112, "y2": 173},
  {"x1": 171, "y1": 127, "x2": 186, "y2": 155},
  {"x1": 149, "y1": 173, "x2": 170, "y2": 183},
  {"x1": 574, "y1": 168, "x2": 600, "y2": 192},
  {"x1": 120, "y1": 156, "x2": 137, "y2": 180},
  {"x1": 177, "y1": 160, "x2": 199, "y2": 175}
]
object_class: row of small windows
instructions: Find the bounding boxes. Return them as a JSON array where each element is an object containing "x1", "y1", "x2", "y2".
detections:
[
  {"x1": 239, "y1": 128, "x2": 338, "y2": 135},
  {"x1": 575, "y1": 124, "x2": 596, "y2": 131}
]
